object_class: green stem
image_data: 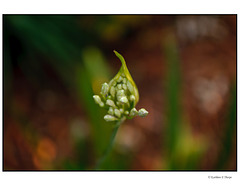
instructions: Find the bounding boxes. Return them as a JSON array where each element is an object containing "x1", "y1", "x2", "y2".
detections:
[{"x1": 95, "y1": 117, "x2": 125, "y2": 170}]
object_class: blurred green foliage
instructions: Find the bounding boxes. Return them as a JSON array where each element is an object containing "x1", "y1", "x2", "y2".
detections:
[
  {"x1": 215, "y1": 84, "x2": 236, "y2": 169},
  {"x1": 162, "y1": 31, "x2": 208, "y2": 170},
  {"x1": 4, "y1": 15, "x2": 138, "y2": 170}
]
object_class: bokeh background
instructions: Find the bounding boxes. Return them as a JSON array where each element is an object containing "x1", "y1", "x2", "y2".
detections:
[{"x1": 3, "y1": 15, "x2": 236, "y2": 170}]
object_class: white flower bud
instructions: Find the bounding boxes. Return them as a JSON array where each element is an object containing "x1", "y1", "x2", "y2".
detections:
[
  {"x1": 108, "y1": 107, "x2": 114, "y2": 115},
  {"x1": 110, "y1": 86, "x2": 116, "y2": 98},
  {"x1": 122, "y1": 84, "x2": 127, "y2": 90},
  {"x1": 101, "y1": 83, "x2": 109, "y2": 97},
  {"x1": 99, "y1": 102, "x2": 104, "y2": 107},
  {"x1": 106, "y1": 99, "x2": 116, "y2": 107},
  {"x1": 119, "y1": 108, "x2": 124, "y2": 113},
  {"x1": 123, "y1": 78, "x2": 127, "y2": 84},
  {"x1": 130, "y1": 95, "x2": 135, "y2": 102},
  {"x1": 117, "y1": 90, "x2": 125, "y2": 97},
  {"x1": 129, "y1": 108, "x2": 138, "y2": 117},
  {"x1": 124, "y1": 111, "x2": 129, "y2": 115},
  {"x1": 119, "y1": 96, "x2": 128, "y2": 104},
  {"x1": 114, "y1": 109, "x2": 121, "y2": 118},
  {"x1": 117, "y1": 84, "x2": 122, "y2": 90},
  {"x1": 104, "y1": 115, "x2": 118, "y2": 122},
  {"x1": 93, "y1": 95, "x2": 102, "y2": 104},
  {"x1": 138, "y1": 108, "x2": 148, "y2": 117},
  {"x1": 127, "y1": 81, "x2": 133, "y2": 93}
]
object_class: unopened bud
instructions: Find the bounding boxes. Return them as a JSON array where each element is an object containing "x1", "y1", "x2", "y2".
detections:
[
  {"x1": 130, "y1": 95, "x2": 135, "y2": 102},
  {"x1": 138, "y1": 108, "x2": 148, "y2": 117},
  {"x1": 119, "y1": 96, "x2": 128, "y2": 104},
  {"x1": 101, "y1": 83, "x2": 109, "y2": 97},
  {"x1": 108, "y1": 107, "x2": 114, "y2": 115},
  {"x1": 117, "y1": 84, "x2": 122, "y2": 90},
  {"x1": 122, "y1": 84, "x2": 127, "y2": 90},
  {"x1": 130, "y1": 108, "x2": 138, "y2": 117},
  {"x1": 93, "y1": 51, "x2": 148, "y2": 122},
  {"x1": 127, "y1": 81, "x2": 134, "y2": 93},
  {"x1": 114, "y1": 109, "x2": 121, "y2": 118},
  {"x1": 104, "y1": 115, "x2": 118, "y2": 122},
  {"x1": 93, "y1": 95, "x2": 102, "y2": 105},
  {"x1": 119, "y1": 108, "x2": 124, "y2": 113},
  {"x1": 110, "y1": 86, "x2": 116, "y2": 98},
  {"x1": 117, "y1": 90, "x2": 125, "y2": 97},
  {"x1": 106, "y1": 99, "x2": 116, "y2": 107},
  {"x1": 99, "y1": 102, "x2": 104, "y2": 107}
]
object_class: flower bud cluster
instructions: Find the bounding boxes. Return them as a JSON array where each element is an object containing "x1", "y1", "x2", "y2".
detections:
[{"x1": 93, "y1": 50, "x2": 148, "y2": 122}]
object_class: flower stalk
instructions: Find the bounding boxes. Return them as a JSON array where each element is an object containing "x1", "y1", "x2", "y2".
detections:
[
  {"x1": 93, "y1": 50, "x2": 148, "y2": 169},
  {"x1": 95, "y1": 117, "x2": 125, "y2": 169}
]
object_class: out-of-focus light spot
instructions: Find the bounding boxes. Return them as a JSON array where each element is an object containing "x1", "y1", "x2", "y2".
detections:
[
  {"x1": 177, "y1": 16, "x2": 228, "y2": 43},
  {"x1": 33, "y1": 137, "x2": 57, "y2": 169},
  {"x1": 192, "y1": 75, "x2": 229, "y2": 114},
  {"x1": 115, "y1": 125, "x2": 145, "y2": 154},
  {"x1": 173, "y1": 123, "x2": 208, "y2": 168},
  {"x1": 70, "y1": 118, "x2": 89, "y2": 141}
]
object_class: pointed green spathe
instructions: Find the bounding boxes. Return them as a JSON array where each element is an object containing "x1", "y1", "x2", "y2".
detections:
[
  {"x1": 110, "y1": 50, "x2": 139, "y2": 104},
  {"x1": 93, "y1": 50, "x2": 148, "y2": 122}
]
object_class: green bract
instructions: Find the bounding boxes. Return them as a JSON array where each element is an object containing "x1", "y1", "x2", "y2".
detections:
[{"x1": 93, "y1": 50, "x2": 148, "y2": 122}]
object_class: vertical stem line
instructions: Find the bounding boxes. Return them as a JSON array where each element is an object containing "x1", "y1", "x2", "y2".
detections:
[
  {"x1": 162, "y1": 31, "x2": 181, "y2": 169},
  {"x1": 95, "y1": 117, "x2": 125, "y2": 170}
]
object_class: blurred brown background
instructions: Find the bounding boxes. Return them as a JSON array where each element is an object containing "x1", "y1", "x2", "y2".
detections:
[{"x1": 3, "y1": 15, "x2": 236, "y2": 170}]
